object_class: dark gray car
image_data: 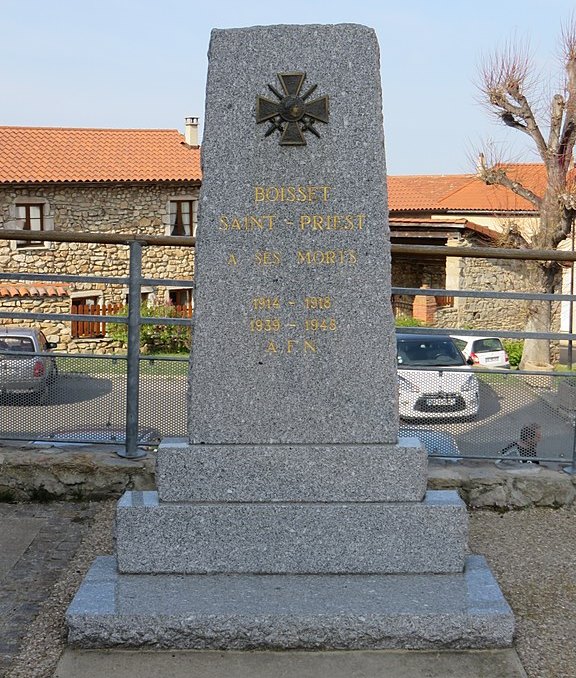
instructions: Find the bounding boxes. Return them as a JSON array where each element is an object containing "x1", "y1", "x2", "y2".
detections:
[{"x1": 0, "y1": 327, "x2": 58, "y2": 403}]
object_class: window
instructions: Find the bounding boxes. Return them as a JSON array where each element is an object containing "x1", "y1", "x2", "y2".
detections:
[
  {"x1": 472, "y1": 338, "x2": 504, "y2": 353},
  {"x1": 169, "y1": 200, "x2": 197, "y2": 236},
  {"x1": 16, "y1": 203, "x2": 44, "y2": 247},
  {"x1": 169, "y1": 288, "x2": 193, "y2": 316},
  {"x1": 124, "y1": 290, "x2": 152, "y2": 307}
]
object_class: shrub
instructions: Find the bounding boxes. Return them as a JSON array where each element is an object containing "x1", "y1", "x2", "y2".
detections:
[
  {"x1": 395, "y1": 315, "x2": 425, "y2": 327},
  {"x1": 503, "y1": 339, "x2": 523, "y2": 367},
  {"x1": 108, "y1": 303, "x2": 191, "y2": 354}
]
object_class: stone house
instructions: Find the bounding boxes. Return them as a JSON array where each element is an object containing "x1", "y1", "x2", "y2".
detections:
[
  {"x1": 387, "y1": 165, "x2": 566, "y2": 334},
  {"x1": 0, "y1": 120, "x2": 201, "y2": 352}
]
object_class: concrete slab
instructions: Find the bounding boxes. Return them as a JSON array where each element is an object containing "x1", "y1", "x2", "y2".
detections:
[
  {"x1": 0, "y1": 516, "x2": 44, "y2": 580},
  {"x1": 66, "y1": 555, "x2": 514, "y2": 650},
  {"x1": 54, "y1": 647, "x2": 527, "y2": 678}
]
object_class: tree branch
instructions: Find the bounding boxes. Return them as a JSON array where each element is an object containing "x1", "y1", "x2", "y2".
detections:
[
  {"x1": 555, "y1": 19, "x2": 576, "y2": 170},
  {"x1": 548, "y1": 94, "x2": 565, "y2": 154},
  {"x1": 476, "y1": 156, "x2": 542, "y2": 208},
  {"x1": 481, "y1": 42, "x2": 549, "y2": 160}
]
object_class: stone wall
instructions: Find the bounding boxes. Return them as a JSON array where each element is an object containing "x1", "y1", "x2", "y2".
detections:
[
  {"x1": 0, "y1": 182, "x2": 198, "y2": 351},
  {"x1": 391, "y1": 254, "x2": 445, "y2": 319},
  {"x1": 391, "y1": 254, "x2": 446, "y2": 290},
  {"x1": 1, "y1": 441, "x2": 574, "y2": 509},
  {"x1": 435, "y1": 236, "x2": 561, "y2": 335},
  {"x1": 435, "y1": 255, "x2": 530, "y2": 330}
]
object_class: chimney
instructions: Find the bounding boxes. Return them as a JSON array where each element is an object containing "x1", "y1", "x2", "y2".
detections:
[{"x1": 184, "y1": 116, "x2": 199, "y2": 147}]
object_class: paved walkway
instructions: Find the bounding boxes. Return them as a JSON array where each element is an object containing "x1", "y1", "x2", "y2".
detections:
[
  {"x1": 0, "y1": 502, "x2": 98, "y2": 676},
  {"x1": 54, "y1": 647, "x2": 527, "y2": 678}
]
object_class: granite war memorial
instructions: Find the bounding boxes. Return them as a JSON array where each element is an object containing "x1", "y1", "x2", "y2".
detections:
[{"x1": 67, "y1": 23, "x2": 514, "y2": 650}]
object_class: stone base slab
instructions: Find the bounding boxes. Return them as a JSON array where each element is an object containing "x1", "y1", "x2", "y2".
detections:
[
  {"x1": 116, "y1": 490, "x2": 467, "y2": 574},
  {"x1": 66, "y1": 555, "x2": 514, "y2": 650},
  {"x1": 156, "y1": 439, "x2": 428, "y2": 503}
]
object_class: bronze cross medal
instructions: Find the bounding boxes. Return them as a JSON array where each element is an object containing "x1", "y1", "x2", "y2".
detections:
[{"x1": 256, "y1": 72, "x2": 329, "y2": 146}]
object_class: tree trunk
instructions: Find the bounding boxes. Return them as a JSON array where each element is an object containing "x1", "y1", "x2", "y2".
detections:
[{"x1": 519, "y1": 262, "x2": 557, "y2": 369}]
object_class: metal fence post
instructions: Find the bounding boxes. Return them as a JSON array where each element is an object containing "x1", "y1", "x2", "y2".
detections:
[
  {"x1": 563, "y1": 415, "x2": 576, "y2": 475},
  {"x1": 117, "y1": 240, "x2": 146, "y2": 459}
]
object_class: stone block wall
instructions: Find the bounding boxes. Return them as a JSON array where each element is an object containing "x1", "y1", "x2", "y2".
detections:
[
  {"x1": 391, "y1": 254, "x2": 445, "y2": 290},
  {"x1": 435, "y1": 254, "x2": 560, "y2": 335},
  {"x1": 0, "y1": 182, "x2": 198, "y2": 351},
  {"x1": 433, "y1": 255, "x2": 528, "y2": 331}
]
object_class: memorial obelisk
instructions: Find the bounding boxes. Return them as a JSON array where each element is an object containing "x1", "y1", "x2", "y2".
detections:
[{"x1": 67, "y1": 24, "x2": 514, "y2": 650}]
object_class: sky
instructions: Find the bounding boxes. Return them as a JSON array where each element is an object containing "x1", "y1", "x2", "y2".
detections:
[{"x1": 1, "y1": 0, "x2": 575, "y2": 175}]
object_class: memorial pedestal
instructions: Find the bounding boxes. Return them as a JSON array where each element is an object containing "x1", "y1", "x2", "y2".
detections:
[
  {"x1": 68, "y1": 555, "x2": 513, "y2": 650},
  {"x1": 67, "y1": 440, "x2": 514, "y2": 648}
]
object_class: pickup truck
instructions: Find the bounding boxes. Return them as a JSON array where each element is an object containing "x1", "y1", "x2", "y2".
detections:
[{"x1": 0, "y1": 327, "x2": 58, "y2": 403}]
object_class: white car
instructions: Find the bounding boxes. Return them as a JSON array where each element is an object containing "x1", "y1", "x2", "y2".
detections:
[
  {"x1": 397, "y1": 334, "x2": 479, "y2": 420},
  {"x1": 451, "y1": 335, "x2": 510, "y2": 369},
  {"x1": 399, "y1": 427, "x2": 462, "y2": 460}
]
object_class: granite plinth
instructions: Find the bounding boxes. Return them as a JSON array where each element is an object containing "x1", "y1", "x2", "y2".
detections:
[
  {"x1": 66, "y1": 555, "x2": 514, "y2": 650},
  {"x1": 157, "y1": 439, "x2": 427, "y2": 503},
  {"x1": 116, "y1": 490, "x2": 467, "y2": 574}
]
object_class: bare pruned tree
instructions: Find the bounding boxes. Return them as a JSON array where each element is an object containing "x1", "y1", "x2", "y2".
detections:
[{"x1": 477, "y1": 18, "x2": 576, "y2": 367}]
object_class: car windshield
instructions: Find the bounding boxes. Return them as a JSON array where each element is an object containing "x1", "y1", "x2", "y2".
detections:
[
  {"x1": 397, "y1": 338, "x2": 466, "y2": 367},
  {"x1": 472, "y1": 338, "x2": 503, "y2": 353},
  {"x1": 0, "y1": 337, "x2": 34, "y2": 352}
]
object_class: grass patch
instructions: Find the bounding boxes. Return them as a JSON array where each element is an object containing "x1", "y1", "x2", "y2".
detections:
[
  {"x1": 56, "y1": 353, "x2": 189, "y2": 378},
  {"x1": 475, "y1": 370, "x2": 523, "y2": 386}
]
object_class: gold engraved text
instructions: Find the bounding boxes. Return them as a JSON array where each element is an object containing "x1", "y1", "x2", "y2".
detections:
[
  {"x1": 219, "y1": 215, "x2": 275, "y2": 231},
  {"x1": 265, "y1": 340, "x2": 317, "y2": 354},
  {"x1": 252, "y1": 297, "x2": 280, "y2": 310},
  {"x1": 305, "y1": 318, "x2": 337, "y2": 331},
  {"x1": 250, "y1": 318, "x2": 281, "y2": 332},
  {"x1": 254, "y1": 185, "x2": 330, "y2": 203},
  {"x1": 254, "y1": 251, "x2": 281, "y2": 266},
  {"x1": 304, "y1": 296, "x2": 331, "y2": 310},
  {"x1": 297, "y1": 249, "x2": 357, "y2": 265},
  {"x1": 299, "y1": 214, "x2": 365, "y2": 231}
]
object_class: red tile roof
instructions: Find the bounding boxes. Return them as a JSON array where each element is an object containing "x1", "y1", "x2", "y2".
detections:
[
  {"x1": 388, "y1": 165, "x2": 553, "y2": 213},
  {"x1": 387, "y1": 175, "x2": 475, "y2": 211},
  {"x1": 0, "y1": 127, "x2": 202, "y2": 184},
  {"x1": 438, "y1": 164, "x2": 546, "y2": 212},
  {"x1": 0, "y1": 283, "x2": 69, "y2": 298}
]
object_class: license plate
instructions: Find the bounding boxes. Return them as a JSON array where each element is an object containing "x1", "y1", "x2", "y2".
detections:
[
  {"x1": 426, "y1": 397, "x2": 456, "y2": 406},
  {"x1": 486, "y1": 357, "x2": 498, "y2": 362}
]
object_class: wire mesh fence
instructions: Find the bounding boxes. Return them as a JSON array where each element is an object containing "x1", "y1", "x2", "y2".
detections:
[
  {"x1": 0, "y1": 348, "x2": 574, "y2": 466},
  {"x1": 0, "y1": 353, "x2": 187, "y2": 445},
  {"x1": 398, "y1": 364, "x2": 575, "y2": 464},
  {"x1": 0, "y1": 230, "x2": 575, "y2": 466}
]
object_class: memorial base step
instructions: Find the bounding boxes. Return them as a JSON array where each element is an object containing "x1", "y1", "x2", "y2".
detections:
[
  {"x1": 116, "y1": 490, "x2": 468, "y2": 574},
  {"x1": 66, "y1": 555, "x2": 514, "y2": 650},
  {"x1": 156, "y1": 440, "x2": 428, "y2": 503}
]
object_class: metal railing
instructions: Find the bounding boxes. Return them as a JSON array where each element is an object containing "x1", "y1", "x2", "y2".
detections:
[
  {"x1": 0, "y1": 229, "x2": 576, "y2": 470},
  {"x1": 0, "y1": 230, "x2": 195, "y2": 458}
]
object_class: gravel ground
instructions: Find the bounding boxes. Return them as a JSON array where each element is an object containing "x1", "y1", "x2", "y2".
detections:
[
  {"x1": 4, "y1": 501, "x2": 576, "y2": 678},
  {"x1": 468, "y1": 505, "x2": 576, "y2": 678}
]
